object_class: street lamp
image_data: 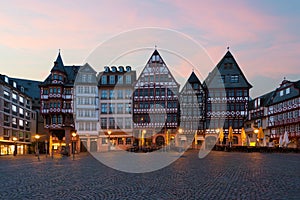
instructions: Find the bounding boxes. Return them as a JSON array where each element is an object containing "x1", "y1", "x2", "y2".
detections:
[
  {"x1": 71, "y1": 132, "x2": 77, "y2": 160},
  {"x1": 108, "y1": 130, "x2": 111, "y2": 151},
  {"x1": 13, "y1": 137, "x2": 17, "y2": 156},
  {"x1": 35, "y1": 134, "x2": 40, "y2": 161}
]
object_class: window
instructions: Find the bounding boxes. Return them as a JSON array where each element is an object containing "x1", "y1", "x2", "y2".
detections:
[
  {"x1": 101, "y1": 76, "x2": 107, "y2": 84},
  {"x1": 58, "y1": 115, "x2": 62, "y2": 124},
  {"x1": 109, "y1": 103, "x2": 115, "y2": 114},
  {"x1": 286, "y1": 88, "x2": 290, "y2": 94},
  {"x1": 117, "y1": 90, "x2": 123, "y2": 99},
  {"x1": 117, "y1": 118, "x2": 123, "y2": 129},
  {"x1": 125, "y1": 118, "x2": 131, "y2": 129},
  {"x1": 109, "y1": 75, "x2": 115, "y2": 84},
  {"x1": 12, "y1": 105, "x2": 17, "y2": 112},
  {"x1": 13, "y1": 81, "x2": 17, "y2": 88},
  {"x1": 109, "y1": 90, "x2": 115, "y2": 99},
  {"x1": 125, "y1": 75, "x2": 131, "y2": 84},
  {"x1": 236, "y1": 90, "x2": 243, "y2": 97},
  {"x1": 52, "y1": 115, "x2": 57, "y2": 124},
  {"x1": 101, "y1": 90, "x2": 107, "y2": 99},
  {"x1": 19, "y1": 120, "x2": 24, "y2": 127},
  {"x1": 101, "y1": 104, "x2": 107, "y2": 114},
  {"x1": 12, "y1": 93, "x2": 17, "y2": 100},
  {"x1": 12, "y1": 117, "x2": 17, "y2": 125},
  {"x1": 101, "y1": 118, "x2": 107, "y2": 129},
  {"x1": 280, "y1": 90, "x2": 284, "y2": 96},
  {"x1": 230, "y1": 75, "x2": 239, "y2": 83},
  {"x1": 117, "y1": 104, "x2": 123, "y2": 114},
  {"x1": 125, "y1": 103, "x2": 131, "y2": 114},
  {"x1": 19, "y1": 108, "x2": 24, "y2": 115},
  {"x1": 19, "y1": 96, "x2": 24, "y2": 103},
  {"x1": 117, "y1": 75, "x2": 123, "y2": 84},
  {"x1": 4, "y1": 91, "x2": 10, "y2": 99},
  {"x1": 109, "y1": 117, "x2": 115, "y2": 129},
  {"x1": 125, "y1": 90, "x2": 131, "y2": 98},
  {"x1": 4, "y1": 76, "x2": 9, "y2": 83},
  {"x1": 84, "y1": 86, "x2": 89, "y2": 94}
]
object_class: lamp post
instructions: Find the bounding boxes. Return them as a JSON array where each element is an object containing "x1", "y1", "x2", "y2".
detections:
[
  {"x1": 35, "y1": 134, "x2": 40, "y2": 161},
  {"x1": 71, "y1": 132, "x2": 77, "y2": 160},
  {"x1": 13, "y1": 137, "x2": 17, "y2": 156},
  {"x1": 108, "y1": 130, "x2": 111, "y2": 151}
]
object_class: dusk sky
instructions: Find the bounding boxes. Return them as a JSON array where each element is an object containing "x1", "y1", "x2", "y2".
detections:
[{"x1": 0, "y1": 0, "x2": 299, "y2": 98}]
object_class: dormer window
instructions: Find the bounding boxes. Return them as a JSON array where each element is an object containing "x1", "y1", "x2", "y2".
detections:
[
  {"x1": 230, "y1": 75, "x2": 239, "y2": 83},
  {"x1": 280, "y1": 90, "x2": 284, "y2": 96},
  {"x1": 20, "y1": 86, "x2": 24, "y2": 92},
  {"x1": 286, "y1": 88, "x2": 290, "y2": 94},
  {"x1": 13, "y1": 81, "x2": 17, "y2": 88},
  {"x1": 4, "y1": 76, "x2": 9, "y2": 83},
  {"x1": 119, "y1": 66, "x2": 124, "y2": 72},
  {"x1": 58, "y1": 75, "x2": 63, "y2": 81},
  {"x1": 104, "y1": 66, "x2": 109, "y2": 72},
  {"x1": 53, "y1": 74, "x2": 58, "y2": 80},
  {"x1": 126, "y1": 66, "x2": 131, "y2": 72},
  {"x1": 111, "y1": 66, "x2": 117, "y2": 72}
]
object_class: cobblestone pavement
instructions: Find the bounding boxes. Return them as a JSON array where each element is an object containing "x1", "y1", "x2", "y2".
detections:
[{"x1": 0, "y1": 150, "x2": 299, "y2": 200}]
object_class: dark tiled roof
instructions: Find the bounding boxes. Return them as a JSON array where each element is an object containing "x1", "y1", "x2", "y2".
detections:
[
  {"x1": 204, "y1": 50, "x2": 252, "y2": 89},
  {"x1": 270, "y1": 79, "x2": 300, "y2": 105},
  {"x1": 248, "y1": 90, "x2": 275, "y2": 109},
  {"x1": 10, "y1": 78, "x2": 42, "y2": 99},
  {"x1": 0, "y1": 74, "x2": 41, "y2": 99},
  {"x1": 51, "y1": 52, "x2": 66, "y2": 73},
  {"x1": 187, "y1": 71, "x2": 200, "y2": 83},
  {"x1": 40, "y1": 52, "x2": 80, "y2": 87}
]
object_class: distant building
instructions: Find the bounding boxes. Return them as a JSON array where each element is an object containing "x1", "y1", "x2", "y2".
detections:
[
  {"x1": 245, "y1": 91, "x2": 274, "y2": 146},
  {"x1": 133, "y1": 50, "x2": 180, "y2": 148},
  {"x1": 40, "y1": 52, "x2": 80, "y2": 155},
  {"x1": 0, "y1": 74, "x2": 38, "y2": 155},
  {"x1": 98, "y1": 65, "x2": 136, "y2": 151},
  {"x1": 204, "y1": 50, "x2": 252, "y2": 147},
  {"x1": 245, "y1": 79, "x2": 300, "y2": 148},
  {"x1": 267, "y1": 79, "x2": 300, "y2": 148},
  {"x1": 179, "y1": 71, "x2": 206, "y2": 149}
]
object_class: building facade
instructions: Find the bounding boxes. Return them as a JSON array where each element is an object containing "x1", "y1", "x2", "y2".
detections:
[
  {"x1": 133, "y1": 50, "x2": 180, "y2": 148},
  {"x1": 0, "y1": 75, "x2": 36, "y2": 155},
  {"x1": 74, "y1": 63, "x2": 99, "y2": 152},
  {"x1": 245, "y1": 91, "x2": 274, "y2": 146},
  {"x1": 204, "y1": 50, "x2": 252, "y2": 147},
  {"x1": 98, "y1": 65, "x2": 136, "y2": 151},
  {"x1": 40, "y1": 52, "x2": 80, "y2": 155},
  {"x1": 267, "y1": 79, "x2": 300, "y2": 148},
  {"x1": 179, "y1": 71, "x2": 206, "y2": 149}
]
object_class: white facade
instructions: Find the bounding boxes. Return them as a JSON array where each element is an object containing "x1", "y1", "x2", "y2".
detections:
[{"x1": 74, "y1": 64, "x2": 99, "y2": 152}]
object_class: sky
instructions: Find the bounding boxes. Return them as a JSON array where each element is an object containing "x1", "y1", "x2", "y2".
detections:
[{"x1": 0, "y1": 0, "x2": 299, "y2": 98}]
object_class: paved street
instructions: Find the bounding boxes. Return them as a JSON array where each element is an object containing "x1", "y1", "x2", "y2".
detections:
[{"x1": 0, "y1": 150, "x2": 299, "y2": 200}]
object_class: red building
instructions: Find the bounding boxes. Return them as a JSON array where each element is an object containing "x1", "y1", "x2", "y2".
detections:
[{"x1": 40, "y1": 52, "x2": 80, "y2": 155}]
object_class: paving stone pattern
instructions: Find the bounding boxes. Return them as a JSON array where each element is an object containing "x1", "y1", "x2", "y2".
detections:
[{"x1": 0, "y1": 151, "x2": 299, "y2": 200}]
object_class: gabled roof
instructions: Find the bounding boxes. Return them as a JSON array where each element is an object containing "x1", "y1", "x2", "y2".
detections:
[
  {"x1": 204, "y1": 50, "x2": 252, "y2": 89},
  {"x1": 188, "y1": 71, "x2": 201, "y2": 83},
  {"x1": 134, "y1": 49, "x2": 180, "y2": 88},
  {"x1": 51, "y1": 52, "x2": 66, "y2": 73},
  {"x1": 180, "y1": 71, "x2": 205, "y2": 93},
  {"x1": 75, "y1": 63, "x2": 98, "y2": 85}
]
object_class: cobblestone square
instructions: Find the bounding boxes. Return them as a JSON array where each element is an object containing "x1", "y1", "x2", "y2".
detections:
[{"x1": 0, "y1": 150, "x2": 299, "y2": 200}]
